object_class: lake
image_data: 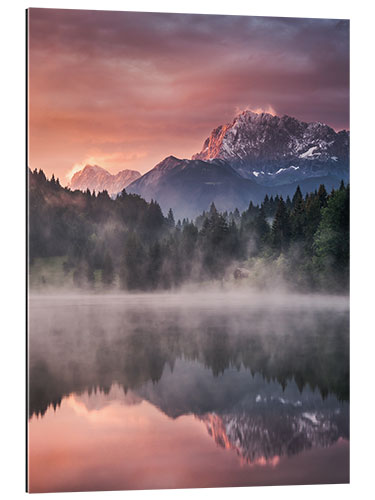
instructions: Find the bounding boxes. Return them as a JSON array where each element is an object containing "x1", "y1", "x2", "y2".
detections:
[{"x1": 27, "y1": 291, "x2": 349, "y2": 492}]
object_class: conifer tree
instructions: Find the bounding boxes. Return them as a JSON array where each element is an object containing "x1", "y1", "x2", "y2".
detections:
[
  {"x1": 292, "y1": 185, "x2": 303, "y2": 208},
  {"x1": 272, "y1": 197, "x2": 291, "y2": 251},
  {"x1": 290, "y1": 187, "x2": 306, "y2": 241},
  {"x1": 233, "y1": 207, "x2": 240, "y2": 223},
  {"x1": 304, "y1": 194, "x2": 322, "y2": 251},
  {"x1": 167, "y1": 208, "x2": 175, "y2": 228},
  {"x1": 254, "y1": 205, "x2": 270, "y2": 248},
  {"x1": 286, "y1": 195, "x2": 292, "y2": 210},
  {"x1": 38, "y1": 169, "x2": 46, "y2": 182},
  {"x1": 317, "y1": 184, "x2": 328, "y2": 208},
  {"x1": 209, "y1": 202, "x2": 218, "y2": 217}
]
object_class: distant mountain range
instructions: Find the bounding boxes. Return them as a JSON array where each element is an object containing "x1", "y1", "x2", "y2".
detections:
[
  {"x1": 128, "y1": 111, "x2": 349, "y2": 217},
  {"x1": 70, "y1": 111, "x2": 349, "y2": 218},
  {"x1": 70, "y1": 164, "x2": 140, "y2": 196}
]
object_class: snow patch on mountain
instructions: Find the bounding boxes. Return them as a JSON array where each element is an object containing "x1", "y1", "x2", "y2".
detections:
[
  {"x1": 299, "y1": 146, "x2": 319, "y2": 158},
  {"x1": 275, "y1": 166, "x2": 300, "y2": 175}
]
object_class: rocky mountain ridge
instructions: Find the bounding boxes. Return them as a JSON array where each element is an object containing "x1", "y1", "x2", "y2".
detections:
[
  {"x1": 192, "y1": 110, "x2": 349, "y2": 185},
  {"x1": 70, "y1": 164, "x2": 141, "y2": 195}
]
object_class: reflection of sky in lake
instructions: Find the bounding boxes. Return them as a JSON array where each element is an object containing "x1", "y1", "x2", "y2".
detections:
[{"x1": 28, "y1": 294, "x2": 349, "y2": 492}]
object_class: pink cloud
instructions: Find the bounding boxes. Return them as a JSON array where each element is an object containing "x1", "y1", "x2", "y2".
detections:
[{"x1": 28, "y1": 9, "x2": 349, "y2": 182}]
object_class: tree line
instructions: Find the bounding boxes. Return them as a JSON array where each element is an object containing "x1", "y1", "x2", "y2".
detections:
[{"x1": 29, "y1": 168, "x2": 349, "y2": 292}]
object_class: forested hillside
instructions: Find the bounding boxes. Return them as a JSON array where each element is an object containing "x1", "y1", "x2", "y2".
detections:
[{"x1": 28, "y1": 168, "x2": 349, "y2": 292}]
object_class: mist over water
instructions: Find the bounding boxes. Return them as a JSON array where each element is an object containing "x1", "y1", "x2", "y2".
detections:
[{"x1": 28, "y1": 290, "x2": 349, "y2": 492}]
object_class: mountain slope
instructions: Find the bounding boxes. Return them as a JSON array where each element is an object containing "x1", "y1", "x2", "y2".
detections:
[
  {"x1": 70, "y1": 164, "x2": 141, "y2": 195},
  {"x1": 124, "y1": 111, "x2": 349, "y2": 218},
  {"x1": 193, "y1": 110, "x2": 349, "y2": 186},
  {"x1": 126, "y1": 156, "x2": 267, "y2": 219}
]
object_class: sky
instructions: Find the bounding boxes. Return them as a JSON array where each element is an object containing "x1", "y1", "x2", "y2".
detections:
[{"x1": 28, "y1": 9, "x2": 349, "y2": 184}]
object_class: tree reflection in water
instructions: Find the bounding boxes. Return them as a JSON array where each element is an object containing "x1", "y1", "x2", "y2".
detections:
[{"x1": 28, "y1": 294, "x2": 349, "y2": 468}]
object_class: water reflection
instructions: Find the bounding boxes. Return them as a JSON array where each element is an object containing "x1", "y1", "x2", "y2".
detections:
[{"x1": 28, "y1": 293, "x2": 349, "y2": 492}]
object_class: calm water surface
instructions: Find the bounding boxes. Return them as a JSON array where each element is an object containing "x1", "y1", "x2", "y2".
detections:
[{"x1": 28, "y1": 292, "x2": 349, "y2": 492}]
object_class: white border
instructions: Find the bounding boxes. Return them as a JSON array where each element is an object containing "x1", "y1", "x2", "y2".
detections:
[{"x1": 1, "y1": 1, "x2": 374, "y2": 499}]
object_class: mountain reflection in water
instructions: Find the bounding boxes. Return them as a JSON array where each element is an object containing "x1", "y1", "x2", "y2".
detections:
[{"x1": 28, "y1": 293, "x2": 349, "y2": 492}]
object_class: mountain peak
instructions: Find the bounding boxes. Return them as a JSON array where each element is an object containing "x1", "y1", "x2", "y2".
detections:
[
  {"x1": 192, "y1": 110, "x2": 349, "y2": 183},
  {"x1": 82, "y1": 164, "x2": 106, "y2": 172},
  {"x1": 124, "y1": 109, "x2": 348, "y2": 218},
  {"x1": 154, "y1": 155, "x2": 183, "y2": 171},
  {"x1": 237, "y1": 109, "x2": 275, "y2": 120},
  {"x1": 70, "y1": 164, "x2": 141, "y2": 195}
]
